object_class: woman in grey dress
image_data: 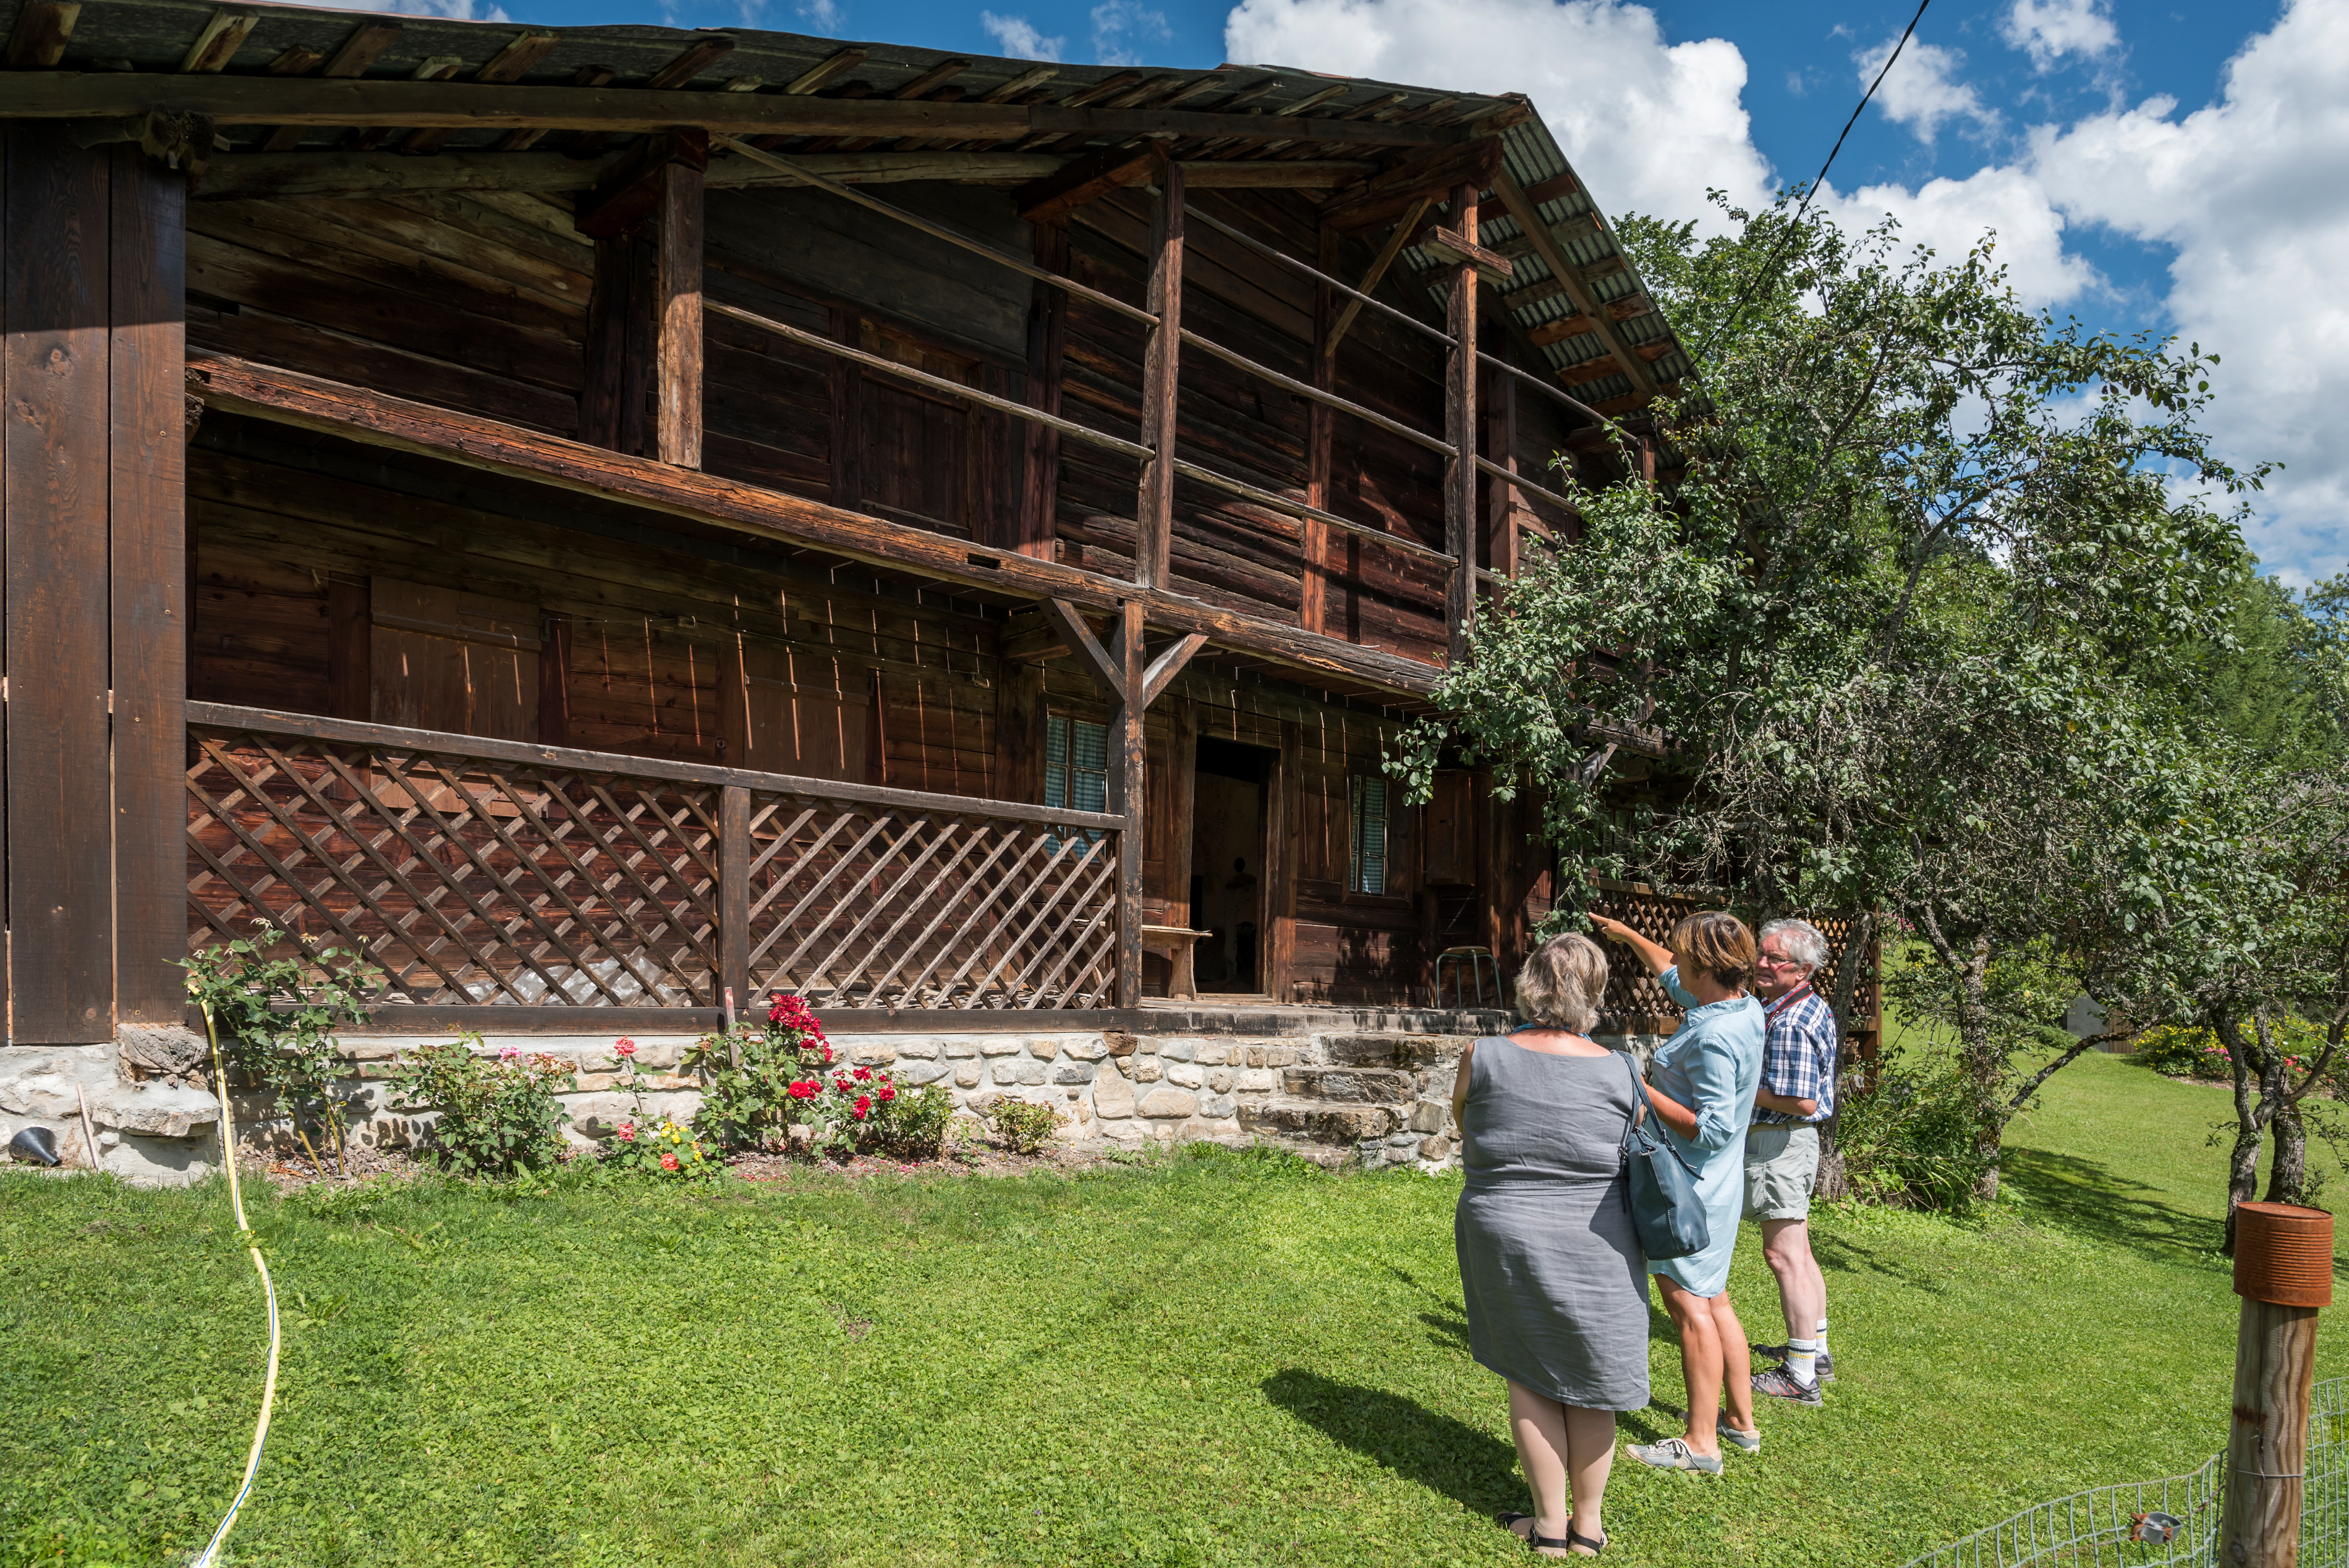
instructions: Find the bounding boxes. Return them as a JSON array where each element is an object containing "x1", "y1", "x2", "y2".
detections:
[{"x1": 1454, "y1": 933, "x2": 1646, "y2": 1558}]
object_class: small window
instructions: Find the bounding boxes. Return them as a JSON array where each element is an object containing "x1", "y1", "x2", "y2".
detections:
[
  {"x1": 1045, "y1": 716, "x2": 1110, "y2": 844},
  {"x1": 1349, "y1": 775, "x2": 1388, "y2": 895}
]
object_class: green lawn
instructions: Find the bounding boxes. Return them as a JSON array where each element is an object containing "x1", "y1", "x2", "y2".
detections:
[{"x1": 6, "y1": 1050, "x2": 2341, "y2": 1567}]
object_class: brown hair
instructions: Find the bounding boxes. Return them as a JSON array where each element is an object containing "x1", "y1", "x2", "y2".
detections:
[
  {"x1": 1670, "y1": 910, "x2": 1757, "y2": 991},
  {"x1": 1514, "y1": 933, "x2": 1610, "y2": 1032}
]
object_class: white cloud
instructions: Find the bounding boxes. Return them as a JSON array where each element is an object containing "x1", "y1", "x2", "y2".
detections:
[
  {"x1": 1222, "y1": 0, "x2": 1773, "y2": 232},
  {"x1": 1854, "y1": 35, "x2": 1995, "y2": 144},
  {"x1": 981, "y1": 11, "x2": 1064, "y2": 59},
  {"x1": 303, "y1": 0, "x2": 511, "y2": 18},
  {"x1": 797, "y1": 0, "x2": 845, "y2": 33},
  {"x1": 1819, "y1": 163, "x2": 2101, "y2": 308},
  {"x1": 1092, "y1": 0, "x2": 1170, "y2": 65},
  {"x1": 2025, "y1": 0, "x2": 2349, "y2": 580},
  {"x1": 2001, "y1": 0, "x2": 2119, "y2": 71}
]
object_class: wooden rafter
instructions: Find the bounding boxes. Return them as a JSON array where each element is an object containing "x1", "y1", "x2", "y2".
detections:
[{"x1": 1491, "y1": 166, "x2": 1659, "y2": 399}]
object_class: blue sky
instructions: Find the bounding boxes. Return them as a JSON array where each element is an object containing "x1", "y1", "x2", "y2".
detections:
[{"x1": 464, "y1": 0, "x2": 2343, "y2": 582}]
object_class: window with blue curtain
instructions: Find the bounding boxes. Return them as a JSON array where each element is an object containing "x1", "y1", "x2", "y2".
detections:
[
  {"x1": 1045, "y1": 715, "x2": 1110, "y2": 846},
  {"x1": 1349, "y1": 774, "x2": 1388, "y2": 895}
]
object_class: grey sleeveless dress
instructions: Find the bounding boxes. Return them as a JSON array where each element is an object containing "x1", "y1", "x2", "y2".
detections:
[{"x1": 1453, "y1": 1035, "x2": 1650, "y2": 1411}]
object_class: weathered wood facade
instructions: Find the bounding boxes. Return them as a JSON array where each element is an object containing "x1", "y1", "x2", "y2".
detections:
[{"x1": 0, "y1": 0, "x2": 1772, "y2": 1043}]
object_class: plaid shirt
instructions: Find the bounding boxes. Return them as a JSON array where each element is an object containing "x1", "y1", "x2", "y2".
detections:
[{"x1": 1754, "y1": 983, "x2": 1838, "y2": 1125}]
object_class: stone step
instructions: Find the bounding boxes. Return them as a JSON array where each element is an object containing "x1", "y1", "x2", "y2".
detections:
[
  {"x1": 1282, "y1": 1065, "x2": 1416, "y2": 1103},
  {"x1": 1237, "y1": 1098, "x2": 1394, "y2": 1144},
  {"x1": 1321, "y1": 1033, "x2": 1474, "y2": 1070}
]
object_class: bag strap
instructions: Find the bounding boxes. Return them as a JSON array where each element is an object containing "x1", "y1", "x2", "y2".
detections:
[{"x1": 1618, "y1": 1051, "x2": 1705, "y2": 1178}]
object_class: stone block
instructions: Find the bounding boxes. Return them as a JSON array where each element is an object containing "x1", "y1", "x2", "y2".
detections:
[
  {"x1": 946, "y1": 1040, "x2": 979, "y2": 1059},
  {"x1": 980, "y1": 1038, "x2": 1022, "y2": 1057},
  {"x1": 954, "y1": 1064, "x2": 983, "y2": 1088},
  {"x1": 896, "y1": 1059, "x2": 953, "y2": 1087},
  {"x1": 1245, "y1": 1046, "x2": 1267, "y2": 1068},
  {"x1": 1200, "y1": 1094, "x2": 1236, "y2": 1119},
  {"x1": 848, "y1": 1041, "x2": 897, "y2": 1067},
  {"x1": 1157, "y1": 1040, "x2": 1194, "y2": 1062},
  {"x1": 894, "y1": 1040, "x2": 941, "y2": 1060},
  {"x1": 1234, "y1": 1069, "x2": 1277, "y2": 1093},
  {"x1": 1208, "y1": 1069, "x2": 1234, "y2": 1094},
  {"x1": 1028, "y1": 1037, "x2": 1062, "y2": 1061},
  {"x1": 1103, "y1": 1030, "x2": 1139, "y2": 1058},
  {"x1": 1013, "y1": 1060, "x2": 1048, "y2": 1087},
  {"x1": 86, "y1": 1082, "x2": 219, "y2": 1140},
  {"x1": 1063, "y1": 1037, "x2": 1108, "y2": 1061},
  {"x1": 1051, "y1": 1062, "x2": 1095, "y2": 1085},
  {"x1": 1138, "y1": 1088, "x2": 1199, "y2": 1119},
  {"x1": 1237, "y1": 1101, "x2": 1392, "y2": 1143},
  {"x1": 1386, "y1": 1131, "x2": 1422, "y2": 1148},
  {"x1": 1191, "y1": 1043, "x2": 1228, "y2": 1066},
  {"x1": 1408, "y1": 1099, "x2": 1450, "y2": 1134},
  {"x1": 1101, "y1": 1117, "x2": 1149, "y2": 1142},
  {"x1": 1132, "y1": 1057, "x2": 1163, "y2": 1083},
  {"x1": 1420, "y1": 1134, "x2": 1455, "y2": 1160},
  {"x1": 990, "y1": 1063, "x2": 1021, "y2": 1085},
  {"x1": 1283, "y1": 1067, "x2": 1414, "y2": 1104},
  {"x1": 1092, "y1": 1066, "x2": 1135, "y2": 1119},
  {"x1": 1264, "y1": 1047, "x2": 1299, "y2": 1068},
  {"x1": 1165, "y1": 1064, "x2": 1204, "y2": 1089}
]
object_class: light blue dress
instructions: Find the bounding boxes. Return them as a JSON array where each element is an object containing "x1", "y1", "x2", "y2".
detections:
[{"x1": 1645, "y1": 965, "x2": 1767, "y2": 1298}]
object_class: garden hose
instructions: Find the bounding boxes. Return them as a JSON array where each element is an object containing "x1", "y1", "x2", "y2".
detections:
[{"x1": 190, "y1": 996, "x2": 282, "y2": 1568}]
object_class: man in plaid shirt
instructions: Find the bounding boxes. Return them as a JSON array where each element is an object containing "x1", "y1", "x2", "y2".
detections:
[{"x1": 1745, "y1": 917, "x2": 1840, "y2": 1407}]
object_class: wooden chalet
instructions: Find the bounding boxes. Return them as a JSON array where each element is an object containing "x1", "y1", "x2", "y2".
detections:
[{"x1": 0, "y1": 0, "x2": 1717, "y2": 1046}]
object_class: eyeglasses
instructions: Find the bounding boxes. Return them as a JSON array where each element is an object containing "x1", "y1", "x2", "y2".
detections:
[{"x1": 1756, "y1": 954, "x2": 1808, "y2": 969}]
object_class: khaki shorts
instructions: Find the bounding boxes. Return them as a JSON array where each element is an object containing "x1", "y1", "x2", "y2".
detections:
[{"x1": 1744, "y1": 1123, "x2": 1820, "y2": 1221}]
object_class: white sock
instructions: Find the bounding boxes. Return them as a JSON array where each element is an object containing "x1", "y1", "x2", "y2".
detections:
[
  {"x1": 1814, "y1": 1318, "x2": 1830, "y2": 1354},
  {"x1": 1784, "y1": 1337, "x2": 1819, "y2": 1386}
]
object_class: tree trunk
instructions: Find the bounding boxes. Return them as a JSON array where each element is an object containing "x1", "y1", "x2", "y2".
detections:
[
  {"x1": 2219, "y1": 1009, "x2": 2274, "y2": 1256},
  {"x1": 2258, "y1": 1012, "x2": 2311, "y2": 1208},
  {"x1": 1956, "y1": 931, "x2": 2003, "y2": 1200}
]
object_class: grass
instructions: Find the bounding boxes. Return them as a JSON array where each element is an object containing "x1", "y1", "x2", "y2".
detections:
[{"x1": 6, "y1": 1051, "x2": 2343, "y2": 1568}]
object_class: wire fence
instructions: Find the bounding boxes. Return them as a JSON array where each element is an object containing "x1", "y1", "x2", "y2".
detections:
[{"x1": 1899, "y1": 1378, "x2": 2349, "y2": 1568}]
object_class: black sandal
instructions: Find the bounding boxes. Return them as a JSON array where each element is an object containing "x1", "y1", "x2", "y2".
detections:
[{"x1": 1497, "y1": 1513, "x2": 1600, "y2": 1555}]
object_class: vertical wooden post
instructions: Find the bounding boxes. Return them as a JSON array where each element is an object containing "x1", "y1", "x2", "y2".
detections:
[
  {"x1": 328, "y1": 576, "x2": 370, "y2": 720},
  {"x1": 1166, "y1": 695, "x2": 1199, "y2": 928},
  {"x1": 537, "y1": 615, "x2": 571, "y2": 745},
  {"x1": 1485, "y1": 367, "x2": 1519, "y2": 583},
  {"x1": 718, "y1": 783, "x2": 752, "y2": 1015},
  {"x1": 652, "y1": 159, "x2": 703, "y2": 470},
  {"x1": 108, "y1": 145, "x2": 188, "y2": 1027},
  {"x1": 1443, "y1": 179, "x2": 1480, "y2": 668},
  {"x1": 1106, "y1": 601, "x2": 1147, "y2": 1005},
  {"x1": 828, "y1": 306, "x2": 864, "y2": 512},
  {"x1": 1019, "y1": 221, "x2": 1069, "y2": 559},
  {"x1": 1263, "y1": 719, "x2": 1303, "y2": 1002},
  {"x1": 580, "y1": 235, "x2": 651, "y2": 456},
  {"x1": 4, "y1": 123, "x2": 117, "y2": 1041},
  {"x1": 1301, "y1": 222, "x2": 1336, "y2": 637},
  {"x1": 1134, "y1": 153, "x2": 1183, "y2": 590},
  {"x1": 2225, "y1": 1203, "x2": 2332, "y2": 1567},
  {"x1": 992, "y1": 657, "x2": 1045, "y2": 803}
]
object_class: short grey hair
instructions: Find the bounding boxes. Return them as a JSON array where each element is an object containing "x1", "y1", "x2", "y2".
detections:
[
  {"x1": 1759, "y1": 917, "x2": 1829, "y2": 974},
  {"x1": 1515, "y1": 933, "x2": 1609, "y2": 1033}
]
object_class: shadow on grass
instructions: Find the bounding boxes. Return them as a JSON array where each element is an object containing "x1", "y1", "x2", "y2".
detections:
[
  {"x1": 1812, "y1": 1231, "x2": 1960, "y2": 1294},
  {"x1": 2002, "y1": 1146, "x2": 2224, "y2": 1265},
  {"x1": 1262, "y1": 1369, "x2": 1524, "y2": 1517}
]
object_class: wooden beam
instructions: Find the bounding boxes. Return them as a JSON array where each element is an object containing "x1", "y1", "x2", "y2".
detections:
[
  {"x1": 1107, "y1": 601, "x2": 1146, "y2": 1006},
  {"x1": 404, "y1": 30, "x2": 559, "y2": 155},
  {"x1": 781, "y1": 48, "x2": 866, "y2": 96},
  {"x1": 1141, "y1": 632, "x2": 1208, "y2": 709},
  {"x1": 1444, "y1": 179, "x2": 1479, "y2": 668},
  {"x1": 1044, "y1": 598, "x2": 1124, "y2": 700},
  {"x1": 580, "y1": 232, "x2": 651, "y2": 456},
  {"x1": 1484, "y1": 367, "x2": 1518, "y2": 583},
  {"x1": 1419, "y1": 225, "x2": 1514, "y2": 282},
  {"x1": 1019, "y1": 221, "x2": 1069, "y2": 559},
  {"x1": 644, "y1": 36, "x2": 737, "y2": 90},
  {"x1": 0, "y1": 75, "x2": 1459, "y2": 146},
  {"x1": 179, "y1": 7, "x2": 259, "y2": 74},
  {"x1": 5, "y1": 0, "x2": 79, "y2": 69},
  {"x1": 828, "y1": 306, "x2": 862, "y2": 512},
  {"x1": 185, "y1": 352, "x2": 1446, "y2": 698},
  {"x1": 653, "y1": 158, "x2": 703, "y2": 469},
  {"x1": 1317, "y1": 137, "x2": 1503, "y2": 232},
  {"x1": 1491, "y1": 167, "x2": 1659, "y2": 399},
  {"x1": 576, "y1": 126, "x2": 708, "y2": 239},
  {"x1": 1302, "y1": 222, "x2": 1336, "y2": 637},
  {"x1": 1013, "y1": 139, "x2": 1164, "y2": 225},
  {"x1": 1323, "y1": 195, "x2": 1429, "y2": 357},
  {"x1": 1134, "y1": 156, "x2": 1184, "y2": 591}
]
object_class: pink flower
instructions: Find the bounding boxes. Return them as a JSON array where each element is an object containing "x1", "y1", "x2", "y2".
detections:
[
  {"x1": 498, "y1": 1045, "x2": 524, "y2": 1062},
  {"x1": 661, "y1": 1151, "x2": 680, "y2": 1171},
  {"x1": 614, "y1": 1038, "x2": 638, "y2": 1058},
  {"x1": 617, "y1": 1122, "x2": 636, "y2": 1142}
]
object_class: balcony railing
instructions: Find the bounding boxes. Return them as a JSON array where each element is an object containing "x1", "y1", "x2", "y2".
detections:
[{"x1": 186, "y1": 703, "x2": 1126, "y2": 1020}]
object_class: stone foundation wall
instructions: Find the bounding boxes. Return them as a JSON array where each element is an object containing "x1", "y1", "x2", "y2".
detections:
[{"x1": 0, "y1": 1035, "x2": 225, "y2": 1185}]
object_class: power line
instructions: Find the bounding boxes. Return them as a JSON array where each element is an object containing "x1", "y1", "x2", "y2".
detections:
[{"x1": 1693, "y1": 0, "x2": 1935, "y2": 367}]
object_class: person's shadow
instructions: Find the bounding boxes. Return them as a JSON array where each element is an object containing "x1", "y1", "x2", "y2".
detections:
[{"x1": 1260, "y1": 1369, "x2": 1525, "y2": 1516}]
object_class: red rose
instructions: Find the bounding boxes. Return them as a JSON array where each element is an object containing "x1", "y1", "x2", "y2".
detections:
[
  {"x1": 614, "y1": 1038, "x2": 638, "y2": 1058},
  {"x1": 852, "y1": 1067, "x2": 872, "y2": 1082},
  {"x1": 853, "y1": 1095, "x2": 872, "y2": 1120},
  {"x1": 788, "y1": 1080, "x2": 819, "y2": 1100},
  {"x1": 661, "y1": 1151, "x2": 680, "y2": 1171},
  {"x1": 878, "y1": 1085, "x2": 896, "y2": 1103}
]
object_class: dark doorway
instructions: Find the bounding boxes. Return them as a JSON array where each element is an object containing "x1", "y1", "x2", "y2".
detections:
[{"x1": 1192, "y1": 736, "x2": 1273, "y2": 994}]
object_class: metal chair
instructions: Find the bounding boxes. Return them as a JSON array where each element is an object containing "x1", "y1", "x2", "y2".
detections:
[{"x1": 1435, "y1": 946, "x2": 1499, "y2": 1011}]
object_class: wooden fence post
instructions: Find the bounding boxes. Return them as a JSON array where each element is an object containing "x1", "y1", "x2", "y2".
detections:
[
  {"x1": 719, "y1": 784, "x2": 751, "y2": 1019},
  {"x1": 2225, "y1": 1201, "x2": 2334, "y2": 1566}
]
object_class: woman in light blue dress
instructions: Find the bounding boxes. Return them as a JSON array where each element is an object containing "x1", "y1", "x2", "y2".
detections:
[{"x1": 1589, "y1": 910, "x2": 1767, "y2": 1476}]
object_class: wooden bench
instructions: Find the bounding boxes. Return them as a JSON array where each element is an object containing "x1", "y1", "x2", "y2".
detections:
[{"x1": 1141, "y1": 925, "x2": 1212, "y2": 1001}]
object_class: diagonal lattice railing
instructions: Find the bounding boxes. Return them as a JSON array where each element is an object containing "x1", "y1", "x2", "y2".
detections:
[{"x1": 186, "y1": 704, "x2": 1124, "y2": 1011}]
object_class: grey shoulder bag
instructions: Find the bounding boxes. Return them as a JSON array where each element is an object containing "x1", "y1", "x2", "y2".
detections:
[{"x1": 1618, "y1": 1053, "x2": 1710, "y2": 1261}]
